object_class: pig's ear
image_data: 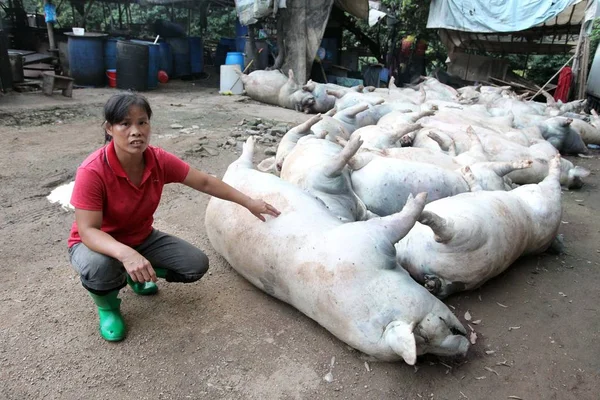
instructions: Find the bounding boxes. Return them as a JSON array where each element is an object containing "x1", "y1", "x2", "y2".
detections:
[
  {"x1": 302, "y1": 82, "x2": 316, "y2": 92},
  {"x1": 257, "y1": 157, "x2": 277, "y2": 173},
  {"x1": 385, "y1": 321, "x2": 417, "y2": 365}
]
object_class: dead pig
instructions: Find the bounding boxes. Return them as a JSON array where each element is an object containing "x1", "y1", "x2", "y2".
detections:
[{"x1": 239, "y1": 69, "x2": 315, "y2": 112}]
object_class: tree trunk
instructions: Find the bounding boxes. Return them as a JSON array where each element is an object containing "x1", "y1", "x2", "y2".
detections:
[{"x1": 279, "y1": 0, "x2": 335, "y2": 85}]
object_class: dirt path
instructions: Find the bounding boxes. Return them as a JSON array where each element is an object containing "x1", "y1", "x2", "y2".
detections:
[{"x1": 1, "y1": 80, "x2": 598, "y2": 400}]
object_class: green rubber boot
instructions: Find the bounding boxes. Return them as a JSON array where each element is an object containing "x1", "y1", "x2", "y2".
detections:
[
  {"x1": 126, "y1": 275, "x2": 158, "y2": 296},
  {"x1": 154, "y1": 267, "x2": 168, "y2": 279},
  {"x1": 88, "y1": 290, "x2": 126, "y2": 342}
]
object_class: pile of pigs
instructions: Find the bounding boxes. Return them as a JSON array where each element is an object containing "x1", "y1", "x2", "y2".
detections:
[{"x1": 205, "y1": 69, "x2": 598, "y2": 365}]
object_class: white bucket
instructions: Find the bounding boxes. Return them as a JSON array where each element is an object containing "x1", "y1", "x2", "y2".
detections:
[{"x1": 219, "y1": 64, "x2": 244, "y2": 95}]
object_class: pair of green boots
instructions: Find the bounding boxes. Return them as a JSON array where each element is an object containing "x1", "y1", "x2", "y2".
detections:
[{"x1": 87, "y1": 268, "x2": 168, "y2": 341}]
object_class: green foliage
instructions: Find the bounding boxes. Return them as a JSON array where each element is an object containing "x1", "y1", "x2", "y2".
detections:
[
  {"x1": 342, "y1": 0, "x2": 445, "y2": 72},
  {"x1": 16, "y1": 0, "x2": 235, "y2": 44}
]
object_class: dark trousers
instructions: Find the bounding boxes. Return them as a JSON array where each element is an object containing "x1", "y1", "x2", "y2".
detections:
[{"x1": 69, "y1": 229, "x2": 209, "y2": 295}]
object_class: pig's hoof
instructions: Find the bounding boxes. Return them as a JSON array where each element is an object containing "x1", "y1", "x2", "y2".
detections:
[{"x1": 423, "y1": 275, "x2": 442, "y2": 294}]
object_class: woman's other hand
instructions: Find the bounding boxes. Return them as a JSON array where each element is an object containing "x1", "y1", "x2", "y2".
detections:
[{"x1": 120, "y1": 250, "x2": 157, "y2": 283}]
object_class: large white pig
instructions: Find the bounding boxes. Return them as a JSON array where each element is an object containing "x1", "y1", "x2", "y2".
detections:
[
  {"x1": 349, "y1": 153, "x2": 529, "y2": 216},
  {"x1": 205, "y1": 138, "x2": 470, "y2": 364},
  {"x1": 395, "y1": 155, "x2": 563, "y2": 299},
  {"x1": 239, "y1": 69, "x2": 315, "y2": 112}
]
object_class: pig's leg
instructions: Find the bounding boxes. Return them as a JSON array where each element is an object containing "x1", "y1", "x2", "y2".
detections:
[
  {"x1": 326, "y1": 89, "x2": 345, "y2": 99},
  {"x1": 409, "y1": 110, "x2": 436, "y2": 123},
  {"x1": 461, "y1": 166, "x2": 483, "y2": 191},
  {"x1": 293, "y1": 113, "x2": 323, "y2": 134},
  {"x1": 233, "y1": 137, "x2": 257, "y2": 170},
  {"x1": 390, "y1": 123, "x2": 422, "y2": 146},
  {"x1": 482, "y1": 160, "x2": 533, "y2": 177},
  {"x1": 465, "y1": 126, "x2": 485, "y2": 154},
  {"x1": 418, "y1": 86, "x2": 426, "y2": 104},
  {"x1": 366, "y1": 192, "x2": 428, "y2": 245},
  {"x1": 427, "y1": 131, "x2": 456, "y2": 155},
  {"x1": 348, "y1": 152, "x2": 377, "y2": 170},
  {"x1": 340, "y1": 103, "x2": 370, "y2": 118},
  {"x1": 418, "y1": 210, "x2": 454, "y2": 243},
  {"x1": 323, "y1": 135, "x2": 363, "y2": 178}
]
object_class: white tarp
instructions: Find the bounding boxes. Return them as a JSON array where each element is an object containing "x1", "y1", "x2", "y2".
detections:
[{"x1": 427, "y1": 0, "x2": 596, "y2": 34}]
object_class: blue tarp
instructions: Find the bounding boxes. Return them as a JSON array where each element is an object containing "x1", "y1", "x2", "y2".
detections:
[{"x1": 427, "y1": 0, "x2": 584, "y2": 33}]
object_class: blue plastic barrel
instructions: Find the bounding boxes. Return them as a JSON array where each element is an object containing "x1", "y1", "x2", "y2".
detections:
[
  {"x1": 104, "y1": 38, "x2": 117, "y2": 70},
  {"x1": 167, "y1": 37, "x2": 191, "y2": 78},
  {"x1": 235, "y1": 37, "x2": 246, "y2": 53},
  {"x1": 188, "y1": 36, "x2": 203, "y2": 74},
  {"x1": 235, "y1": 19, "x2": 248, "y2": 37},
  {"x1": 67, "y1": 32, "x2": 108, "y2": 87},
  {"x1": 225, "y1": 52, "x2": 244, "y2": 71},
  {"x1": 158, "y1": 41, "x2": 173, "y2": 77},
  {"x1": 131, "y1": 40, "x2": 159, "y2": 89}
]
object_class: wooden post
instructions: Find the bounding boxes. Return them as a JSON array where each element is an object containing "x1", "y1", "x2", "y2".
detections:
[
  {"x1": 578, "y1": 35, "x2": 590, "y2": 99},
  {"x1": 43, "y1": 0, "x2": 56, "y2": 50},
  {"x1": 118, "y1": 2, "x2": 122, "y2": 29}
]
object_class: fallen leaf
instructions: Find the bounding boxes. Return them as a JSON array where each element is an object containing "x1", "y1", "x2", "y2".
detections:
[
  {"x1": 472, "y1": 320, "x2": 482, "y2": 325},
  {"x1": 496, "y1": 360, "x2": 511, "y2": 368},
  {"x1": 484, "y1": 366, "x2": 499, "y2": 376},
  {"x1": 485, "y1": 350, "x2": 496, "y2": 355},
  {"x1": 507, "y1": 396, "x2": 523, "y2": 400},
  {"x1": 364, "y1": 362, "x2": 371, "y2": 372},
  {"x1": 475, "y1": 376, "x2": 486, "y2": 380},
  {"x1": 558, "y1": 292, "x2": 567, "y2": 297},
  {"x1": 469, "y1": 331, "x2": 478, "y2": 345},
  {"x1": 497, "y1": 302, "x2": 508, "y2": 308},
  {"x1": 465, "y1": 311, "x2": 472, "y2": 321},
  {"x1": 508, "y1": 326, "x2": 521, "y2": 331}
]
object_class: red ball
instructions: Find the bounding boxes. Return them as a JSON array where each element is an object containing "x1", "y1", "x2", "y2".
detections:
[{"x1": 158, "y1": 70, "x2": 169, "y2": 84}]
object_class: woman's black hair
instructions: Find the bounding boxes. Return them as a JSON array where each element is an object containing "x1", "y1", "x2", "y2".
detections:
[{"x1": 103, "y1": 93, "x2": 152, "y2": 143}]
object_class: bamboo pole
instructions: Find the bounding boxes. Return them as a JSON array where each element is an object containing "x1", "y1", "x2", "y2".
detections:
[
  {"x1": 43, "y1": 0, "x2": 56, "y2": 50},
  {"x1": 527, "y1": 55, "x2": 575, "y2": 102}
]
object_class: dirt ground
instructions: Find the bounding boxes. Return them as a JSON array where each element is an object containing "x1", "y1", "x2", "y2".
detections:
[{"x1": 1, "y1": 72, "x2": 599, "y2": 400}]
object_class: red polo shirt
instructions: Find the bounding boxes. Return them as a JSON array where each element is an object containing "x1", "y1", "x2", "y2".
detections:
[{"x1": 67, "y1": 141, "x2": 190, "y2": 248}]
